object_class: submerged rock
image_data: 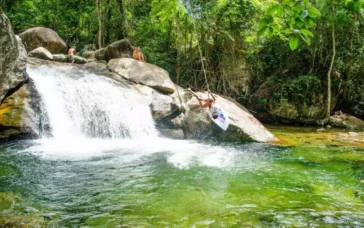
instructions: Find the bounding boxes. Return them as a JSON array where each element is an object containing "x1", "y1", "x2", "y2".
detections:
[
  {"x1": 19, "y1": 27, "x2": 67, "y2": 54},
  {"x1": 108, "y1": 58, "x2": 175, "y2": 94},
  {"x1": 0, "y1": 10, "x2": 28, "y2": 103},
  {"x1": 28, "y1": 47, "x2": 53, "y2": 60}
]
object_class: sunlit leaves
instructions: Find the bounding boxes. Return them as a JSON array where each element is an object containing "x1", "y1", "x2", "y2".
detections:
[{"x1": 258, "y1": 0, "x2": 321, "y2": 50}]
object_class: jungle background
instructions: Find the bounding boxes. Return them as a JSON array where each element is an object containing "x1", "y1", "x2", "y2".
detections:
[{"x1": 2, "y1": 0, "x2": 364, "y2": 124}]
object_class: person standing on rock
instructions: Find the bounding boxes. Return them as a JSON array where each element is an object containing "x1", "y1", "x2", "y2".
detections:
[
  {"x1": 133, "y1": 47, "x2": 145, "y2": 62},
  {"x1": 184, "y1": 88, "x2": 219, "y2": 119},
  {"x1": 67, "y1": 46, "x2": 76, "y2": 64}
]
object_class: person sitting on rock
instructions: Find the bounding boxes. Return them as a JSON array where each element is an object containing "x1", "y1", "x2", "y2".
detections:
[
  {"x1": 67, "y1": 46, "x2": 76, "y2": 64},
  {"x1": 184, "y1": 88, "x2": 219, "y2": 119},
  {"x1": 133, "y1": 47, "x2": 146, "y2": 62}
]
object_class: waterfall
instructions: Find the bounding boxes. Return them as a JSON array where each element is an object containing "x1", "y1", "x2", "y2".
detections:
[{"x1": 27, "y1": 65, "x2": 159, "y2": 140}]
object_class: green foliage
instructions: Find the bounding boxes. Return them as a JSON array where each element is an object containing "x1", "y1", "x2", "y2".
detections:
[
  {"x1": 258, "y1": 0, "x2": 321, "y2": 50},
  {"x1": 269, "y1": 75, "x2": 322, "y2": 106}
]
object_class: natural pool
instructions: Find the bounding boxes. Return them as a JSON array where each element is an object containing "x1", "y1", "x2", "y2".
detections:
[{"x1": 0, "y1": 126, "x2": 363, "y2": 227}]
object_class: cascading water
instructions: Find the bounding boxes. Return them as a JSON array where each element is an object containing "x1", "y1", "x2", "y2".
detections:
[{"x1": 28, "y1": 65, "x2": 158, "y2": 140}]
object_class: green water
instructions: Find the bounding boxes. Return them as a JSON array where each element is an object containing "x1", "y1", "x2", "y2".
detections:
[{"x1": 0, "y1": 127, "x2": 363, "y2": 227}]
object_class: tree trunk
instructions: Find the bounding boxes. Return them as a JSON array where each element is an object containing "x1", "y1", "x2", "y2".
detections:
[
  {"x1": 96, "y1": 0, "x2": 103, "y2": 48},
  {"x1": 175, "y1": 12, "x2": 181, "y2": 84},
  {"x1": 326, "y1": 3, "x2": 336, "y2": 118},
  {"x1": 342, "y1": 13, "x2": 357, "y2": 102},
  {"x1": 104, "y1": 0, "x2": 112, "y2": 45},
  {"x1": 116, "y1": 0, "x2": 126, "y2": 39}
]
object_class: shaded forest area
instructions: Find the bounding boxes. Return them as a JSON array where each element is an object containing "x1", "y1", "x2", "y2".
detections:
[{"x1": 2, "y1": 0, "x2": 364, "y2": 123}]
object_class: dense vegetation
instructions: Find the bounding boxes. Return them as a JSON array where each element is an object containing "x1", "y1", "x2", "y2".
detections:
[{"x1": 2, "y1": 0, "x2": 364, "y2": 121}]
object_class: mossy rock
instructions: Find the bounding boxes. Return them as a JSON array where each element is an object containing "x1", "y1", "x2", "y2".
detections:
[{"x1": 0, "y1": 85, "x2": 29, "y2": 128}]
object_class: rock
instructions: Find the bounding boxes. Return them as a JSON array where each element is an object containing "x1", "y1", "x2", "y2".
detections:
[
  {"x1": 328, "y1": 115, "x2": 364, "y2": 130},
  {"x1": 133, "y1": 84, "x2": 185, "y2": 136},
  {"x1": 0, "y1": 11, "x2": 28, "y2": 103},
  {"x1": 105, "y1": 39, "x2": 133, "y2": 62},
  {"x1": 158, "y1": 128, "x2": 184, "y2": 139},
  {"x1": 349, "y1": 132, "x2": 358, "y2": 137},
  {"x1": 82, "y1": 50, "x2": 95, "y2": 59},
  {"x1": 82, "y1": 44, "x2": 97, "y2": 60},
  {"x1": 51, "y1": 54, "x2": 87, "y2": 64},
  {"x1": 28, "y1": 47, "x2": 53, "y2": 60},
  {"x1": 249, "y1": 80, "x2": 326, "y2": 124},
  {"x1": 108, "y1": 58, "x2": 175, "y2": 94},
  {"x1": 19, "y1": 27, "x2": 67, "y2": 54},
  {"x1": 52, "y1": 54, "x2": 67, "y2": 62},
  {"x1": 95, "y1": 48, "x2": 106, "y2": 61},
  {"x1": 134, "y1": 84, "x2": 180, "y2": 121},
  {"x1": 74, "y1": 56, "x2": 88, "y2": 64},
  {"x1": 183, "y1": 91, "x2": 277, "y2": 142},
  {"x1": 0, "y1": 84, "x2": 35, "y2": 138},
  {"x1": 85, "y1": 61, "x2": 109, "y2": 75}
]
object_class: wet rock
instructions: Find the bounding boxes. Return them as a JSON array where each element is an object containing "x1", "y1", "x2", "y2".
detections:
[
  {"x1": 52, "y1": 54, "x2": 67, "y2": 62},
  {"x1": 19, "y1": 27, "x2": 67, "y2": 54},
  {"x1": 74, "y1": 56, "x2": 88, "y2": 64},
  {"x1": 52, "y1": 54, "x2": 87, "y2": 64},
  {"x1": 28, "y1": 47, "x2": 53, "y2": 60},
  {"x1": 105, "y1": 39, "x2": 134, "y2": 62},
  {"x1": 108, "y1": 58, "x2": 175, "y2": 94},
  {"x1": 0, "y1": 84, "x2": 36, "y2": 138},
  {"x1": 85, "y1": 61, "x2": 109, "y2": 75},
  {"x1": 0, "y1": 11, "x2": 28, "y2": 103},
  {"x1": 158, "y1": 128, "x2": 184, "y2": 139}
]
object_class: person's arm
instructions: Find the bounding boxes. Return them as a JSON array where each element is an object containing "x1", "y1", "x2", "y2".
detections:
[
  {"x1": 208, "y1": 89, "x2": 216, "y2": 102},
  {"x1": 185, "y1": 88, "x2": 204, "y2": 105}
]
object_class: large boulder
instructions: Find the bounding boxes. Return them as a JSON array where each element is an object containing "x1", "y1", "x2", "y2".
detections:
[
  {"x1": 28, "y1": 47, "x2": 53, "y2": 60},
  {"x1": 108, "y1": 58, "x2": 175, "y2": 94},
  {"x1": 329, "y1": 114, "x2": 364, "y2": 130},
  {"x1": 19, "y1": 27, "x2": 67, "y2": 54},
  {"x1": 249, "y1": 80, "x2": 326, "y2": 124},
  {"x1": 0, "y1": 9, "x2": 28, "y2": 103},
  {"x1": 183, "y1": 91, "x2": 278, "y2": 142},
  {"x1": 105, "y1": 39, "x2": 134, "y2": 62}
]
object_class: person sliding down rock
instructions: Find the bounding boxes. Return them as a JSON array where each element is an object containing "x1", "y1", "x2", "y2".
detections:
[
  {"x1": 133, "y1": 47, "x2": 146, "y2": 62},
  {"x1": 184, "y1": 88, "x2": 220, "y2": 119}
]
